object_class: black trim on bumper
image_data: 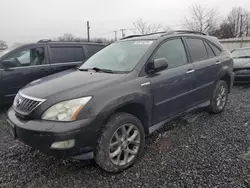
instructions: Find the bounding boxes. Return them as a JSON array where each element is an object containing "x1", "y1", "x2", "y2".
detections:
[
  {"x1": 234, "y1": 74, "x2": 250, "y2": 84},
  {"x1": 7, "y1": 107, "x2": 100, "y2": 159}
]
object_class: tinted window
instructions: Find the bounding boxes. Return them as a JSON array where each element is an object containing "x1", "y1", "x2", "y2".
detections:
[
  {"x1": 186, "y1": 38, "x2": 208, "y2": 62},
  {"x1": 204, "y1": 41, "x2": 215, "y2": 58},
  {"x1": 152, "y1": 39, "x2": 188, "y2": 69},
  {"x1": 50, "y1": 46, "x2": 85, "y2": 64},
  {"x1": 1, "y1": 47, "x2": 45, "y2": 68},
  {"x1": 208, "y1": 42, "x2": 221, "y2": 56},
  {"x1": 87, "y1": 45, "x2": 104, "y2": 56}
]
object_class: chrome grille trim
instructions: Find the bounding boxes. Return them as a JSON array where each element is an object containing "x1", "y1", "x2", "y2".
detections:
[{"x1": 13, "y1": 92, "x2": 46, "y2": 116}]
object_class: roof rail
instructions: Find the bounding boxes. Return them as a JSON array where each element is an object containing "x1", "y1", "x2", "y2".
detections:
[
  {"x1": 165, "y1": 30, "x2": 207, "y2": 36},
  {"x1": 37, "y1": 39, "x2": 52, "y2": 43},
  {"x1": 122, "y1": 30, "x2": 207, "y2": 40},
  {"x1": 122, "y1": 32, "x2": 166, "y2": 40}
]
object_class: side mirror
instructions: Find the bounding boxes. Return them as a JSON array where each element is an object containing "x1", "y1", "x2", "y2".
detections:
[
  {"x1": 1, "y1": 60, "x2": 14, "y2": 70},
  {"x1": 150, "y1": 58, "x2": 168, "y2": 73}
]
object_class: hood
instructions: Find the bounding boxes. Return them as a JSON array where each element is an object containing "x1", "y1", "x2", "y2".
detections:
[
  {"x1": 21, "y1": 69, "x2": 126, "y2": 99},
  {"x1": 233, "y1": 58, "x2": 250, "y2": 69}
]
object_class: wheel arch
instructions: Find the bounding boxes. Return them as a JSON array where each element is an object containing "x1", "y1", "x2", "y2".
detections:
[
  {"x1": 97, "y1": 97, "x2": 151, "y2": 135},
  {"x1": 219, "y1": 72, "x2": 232, "y2": 93}
]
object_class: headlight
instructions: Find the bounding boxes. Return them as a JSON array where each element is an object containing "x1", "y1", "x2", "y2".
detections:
[{"x1": 41, "y1": 96, "x2": 92, "y2": 121}]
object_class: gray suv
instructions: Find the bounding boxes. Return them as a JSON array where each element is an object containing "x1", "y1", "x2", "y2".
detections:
[{"x1": 7, "y1": 31, "x2": 234, "y2": 172}]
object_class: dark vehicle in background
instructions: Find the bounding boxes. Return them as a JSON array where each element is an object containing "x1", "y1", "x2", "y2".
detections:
[
  {"x1": 0, "y1": 41, "x2": 105, "y2": 105},
  {"x1": 232, "y1": 47, "x2": 250, "y2": 83},
  {"x1": 7, "y1": 31, "x2": 234, "y2": 172}
]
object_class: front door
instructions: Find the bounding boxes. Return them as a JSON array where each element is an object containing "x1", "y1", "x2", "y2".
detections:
[
  {"x1": 149, "y1": 38, "x2": 196, "y2": 124},
  {"x1": 0, "y1": 45, "x2": 50, "y2": 103}
]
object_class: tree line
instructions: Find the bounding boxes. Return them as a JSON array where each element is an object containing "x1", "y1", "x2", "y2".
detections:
[
  {"x1": 133, "y1": 4, "x2": 250, "y2": 39},
  {"x1": 185, "y1": 4, "x2": 250, "y2": 39}
]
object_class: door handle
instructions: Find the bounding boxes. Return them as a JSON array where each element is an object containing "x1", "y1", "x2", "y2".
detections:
[
  {"x1": 41, "y1": 68, "x2": 49, "y2": 71},
  {"x1": 186, "y1": 69, "x2": 195, "y2": 74},
  {"x1": 215, "y1": 61, "x2": 221, "y2": 65}
]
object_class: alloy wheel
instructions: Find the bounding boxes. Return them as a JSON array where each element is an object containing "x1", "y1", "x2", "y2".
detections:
[
  {"x1": 109, "y1": 123, "x2": 140, "y2": 166},
  {"x1": 216, "y1": 85, "x2": 227, "y2": 110}
]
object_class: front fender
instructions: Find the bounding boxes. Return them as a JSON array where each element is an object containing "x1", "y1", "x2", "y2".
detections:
[
  {"x1": 77, "y1": 92, "x2": 152, "y2": 130},
  {"x1": 98, "y1": 92, "x2": 151, "y2": 119}
]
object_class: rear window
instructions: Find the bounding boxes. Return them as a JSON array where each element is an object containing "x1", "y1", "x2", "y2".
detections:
[
  {"x1": 86, "y1": 45, "x2": 104, "y2": 56},
  {"x1": 204, "y1": 41, "x2": 215, "y2": 58},
  {"x1": 50, "y1": 46, "x2": 85, "y2": 64},
  {"x1": 208, "y1": 42, "x2": 221, "y2": 56},
  {"x1": 186, "y1": 38, "x2": 208, "y2": 62}
]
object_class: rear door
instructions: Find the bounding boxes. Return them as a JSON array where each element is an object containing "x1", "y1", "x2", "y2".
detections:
[
  {"x1": 185, "y1": 37, "x2": 222, "y2": 104},
  {"x1": 0, "y1": 44, "x2": 50, "y2": 103},
  {"x1": 48, "y1": 45, "x2": 86, "y2": 74},
  {"x1": 149, "y1": 38, "x2": 196, "y2": 124}
]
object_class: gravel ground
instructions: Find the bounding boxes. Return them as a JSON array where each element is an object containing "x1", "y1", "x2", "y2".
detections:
[{"x1": 0, "y1": 86, "x2": 250, "y2": 188}]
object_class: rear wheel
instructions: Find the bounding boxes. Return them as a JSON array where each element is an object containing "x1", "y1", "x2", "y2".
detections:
[
  {"x1": 95, "y1": 112, "x2": 145, "y2": 173},
  {"x1": 208, "y1": 80, "x2": 228, "y2": 113}
]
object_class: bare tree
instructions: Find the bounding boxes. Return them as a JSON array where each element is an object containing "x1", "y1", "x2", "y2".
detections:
[
  {"x1": 133, "y1": 18, "x2": 162, "y2": 34},
  {"x1": 57, "y1": 33, "x2": 76, "y2": 41},
  {"x1": 184, "y1": 3, "x2": 218, "y2": 34},
  {"x1": 0, "y1": 40, "x2": 8, "y2": 50},
  {"x1": 56, "y1": 33, "x2": 113, "y2": 44},
  {"x1": 213, "y1": 21, "x2": 234, "y2": 39},
  {"x1": 224, "y1": 7, "x2": 250, "y2": 38}
]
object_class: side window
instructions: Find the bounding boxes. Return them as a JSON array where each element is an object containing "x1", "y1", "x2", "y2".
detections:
[
  {"x1": 186, "y1": 38, "x2": 208, "y2": 62},
  {"x1": 1, "y1": 47, "x2": 45, "y2": 68},
  {"x1": 152, "y1": 38, "x2": 188, "y2": 69},
  {"x1": 204, "y1": 41, "x2": 215, "y2": 58},
  {"x1": 86, "y1": 45, "x2": 104, "y2": 56},
  {"x1": 208, "y1": 42, "x2": 221, "y2": 56},
  {"x1": 50, "y1": 46, "x2": 86, "y2": 64}
]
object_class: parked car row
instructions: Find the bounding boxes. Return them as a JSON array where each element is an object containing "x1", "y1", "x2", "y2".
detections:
[{"x1": 0, "y1": 41, "x2": 106, "y2": 105}]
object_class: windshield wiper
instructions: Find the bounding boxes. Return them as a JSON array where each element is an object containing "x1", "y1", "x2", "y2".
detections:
[
  {"x1": 92, "y1": 67, "x2": 114, "y2": 73},
  {"x1": 235, "y1": 56, "x2": 250, "y2": 59},
  {"x1": 78, "y1": 67, "x2": 88, "y2": 71},
  {"x1": 78, "y1": 67, "x2": 114, "y2": 73}
]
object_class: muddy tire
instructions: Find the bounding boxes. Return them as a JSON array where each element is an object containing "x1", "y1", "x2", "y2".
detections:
[
  {"x1": 95, "y1": 112, "x2": 145, "y2": 173},
  {"x1": 208, "y1": 80, "x2": 228, "y2": 114}
]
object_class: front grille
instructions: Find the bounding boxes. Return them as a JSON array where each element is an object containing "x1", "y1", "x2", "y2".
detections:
[{"x1": 13, "y1": 92, "x2": 46, "y2": 116}]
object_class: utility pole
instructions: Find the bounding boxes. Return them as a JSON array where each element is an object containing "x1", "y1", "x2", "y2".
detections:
[
  {"x1": 114, "y1": 30, "x2": 117, "y2": 41},
  {"x1": 87, "y1": 21, "x2": 90, "y2": 42},
  {"x1": 240, "y1": 15, "x2": 243, "y2": 37},
  {"x1": 247, "y1": 15, "x2": 249, "y2": 37},
  {"x1": 120, "y1": 29, "x2": 126, "y2": 38}
]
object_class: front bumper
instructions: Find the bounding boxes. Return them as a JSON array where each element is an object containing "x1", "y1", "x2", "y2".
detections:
[
  {"x1": 234, "y1": 74, "x2": 250, "y2": 83},
  {"x1": 7, "y1": 107, "x2": 100, "y2": 159}
]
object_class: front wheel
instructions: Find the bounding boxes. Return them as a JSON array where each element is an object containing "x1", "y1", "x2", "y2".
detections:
[
  {"x1": 95, "y1": 112, "x2": 145, "y2": 173},
  {"x1": 208, "y1": 80, "x2": 228, "y2": 113}
]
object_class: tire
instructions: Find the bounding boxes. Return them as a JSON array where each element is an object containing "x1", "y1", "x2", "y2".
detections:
[
  {"x1": 208, "y1": 80, "x2": 228, "y2": 114},
  {"x1": 95, "y1": 112, "x2": 145, "y2": 173}
]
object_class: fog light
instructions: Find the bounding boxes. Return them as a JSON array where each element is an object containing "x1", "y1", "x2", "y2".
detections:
[{"x1": 50, "y1": 139, "x2": 75, "y2": 149}]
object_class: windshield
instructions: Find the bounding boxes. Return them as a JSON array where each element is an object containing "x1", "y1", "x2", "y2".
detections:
[
  {"x1": 79, "y1": 40, "x2": 153, "y2": 72},
  {"x1": 0, "y1": 44, "x2": 25, "y2": 58},
  {"x1": 232, "y1": 48, "x2": 250, "y2": 58}
]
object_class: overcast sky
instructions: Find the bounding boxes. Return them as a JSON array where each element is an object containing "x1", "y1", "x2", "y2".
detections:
[{"x1": 1, "y1": 0, "x2": 250, "y2": 45}]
